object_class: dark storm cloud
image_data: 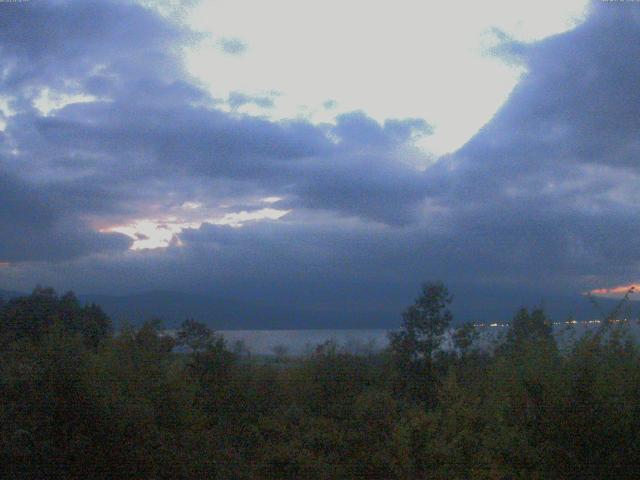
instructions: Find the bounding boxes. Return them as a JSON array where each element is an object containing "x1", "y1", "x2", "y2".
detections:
[
  {"x1": 420, "y1": 1, "x2": 640, "y2": 295},
  {"x1": 0, "y1": 169, "x2": 131, "y2": 262},
  {"x1": 3, "y1": 92, "x2": 430, "y2": 232},
  {"x1": 455, "y1": 2, "x2": 640, "y2": 178}
]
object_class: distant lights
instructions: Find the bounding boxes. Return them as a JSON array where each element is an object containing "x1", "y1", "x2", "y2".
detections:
[{"x1": 472, "y1": 319, "x2": 631, "y2": 328}]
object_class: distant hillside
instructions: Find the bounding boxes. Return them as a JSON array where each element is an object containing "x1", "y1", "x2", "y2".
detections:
[
  {"x1": 0, "y1": 288, "x2": 398, "y2": 329},
  {"x1": 0, "y1": 289, "x2": 22, "y2": 301},
  {"x1": 451, "y1": 289, "x2": 640, "y2": 325},
  {"x1": 78, "y1": 291, "x2": 399, "y2": 330},
  {"x1": 2, "y1": 288, "x2": 638, "y2": 330},
  {"x1": 80, "y1": 291, "x2": 282, "y2": 330}
]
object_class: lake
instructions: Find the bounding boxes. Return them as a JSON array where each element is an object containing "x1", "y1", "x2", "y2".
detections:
[{"x1": 210, "y1": 320, "x2": 640, "y2": 356}]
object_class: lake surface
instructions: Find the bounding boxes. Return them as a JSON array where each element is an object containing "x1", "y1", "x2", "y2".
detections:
[
  {"x1": 212, "y1": 320, "x2": 640, "y2": 356},
  {"x1": 165, "y1": 321, "x2": 640, "y2": 356},
  {"x1": 217, "y1": 329, "x2": 389, "y2": 356}
]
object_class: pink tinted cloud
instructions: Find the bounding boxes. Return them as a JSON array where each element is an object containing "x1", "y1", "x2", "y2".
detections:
[{"x1": 587, "y1": 283, "x2": 639, "y2": 297}]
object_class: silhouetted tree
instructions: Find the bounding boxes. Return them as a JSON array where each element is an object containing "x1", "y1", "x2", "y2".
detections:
[
  {"x1": 390, "y1": 282, "x2": 453, "y2": 362},
  {"x1": 0, "y1": 288, "x2": 111, "y2": 347},
  {"x1": 232, "y1": 339, "x2": 251, "y2": 359},
  {"x1": 176, "y1": 318, "x2": 216, "y2": 353},
  {"x1": 389, "y1": 281, "x2": 453, "y2": 405},
  {"x1": 452, "y1": 322, "x2": 478, "y2": 357},
  {"x1": 503, "y1": 307, "x2": 553, "y2": 353}
]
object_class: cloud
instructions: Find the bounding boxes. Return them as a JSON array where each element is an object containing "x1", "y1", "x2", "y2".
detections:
[
  {"x1": 218, "y1": 37, "x2": 247, "y2": 55},
  {"x1": 0, "y1": 2, "x2": 438, "y2": 260},
  {"x1": 0, "y1": 170, "x2": 132, "y2": 262},
  {"x1": 0, "y1": 0, "x2": 192, "y2": 102},
  {"x1": 415, "y1": 2, "x2": 640, "y2": 294},
  {"x1": 1, "y1": 1, "x2": 640, "y2": 326},
  {"x1": 227, "y1": 91, "x2": 275, "y2": 109},
  {"x1": 588, "y1": 283, "x2": 639, "y2": 298}
]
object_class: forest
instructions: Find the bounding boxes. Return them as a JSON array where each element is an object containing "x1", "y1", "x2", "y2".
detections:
[{"x1": 1, "y1": 283, "x2": 639, "y2": 479}]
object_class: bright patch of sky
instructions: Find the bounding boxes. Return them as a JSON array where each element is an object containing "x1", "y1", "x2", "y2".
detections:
[
  {"x1": 261, "y1": 196, "x2": 283, "y2": 204},
  {"x1": 0, "y1": 95, "x2": 14, "y2": 131},
  {"x1": 103, "y1": 208, "x2": 291, "y2": 250},
  {"x1": 102, "y1": 219, "x2": 191, "y2": 251},
  {"x1": 183, "y1": 0, "x2": 589, "y2": 156},
  {"x1": 33, "y1": 88, "x2": 100, "y2": 116}
]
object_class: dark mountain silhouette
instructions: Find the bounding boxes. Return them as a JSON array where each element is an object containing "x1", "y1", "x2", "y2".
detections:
[
  {"x1": 78, "y1": 290, "x2": 399, "y2": 330},
  {"x1": 0, "y1": 289, "x2": 22, "y2": 301},
  {"x1": 450, "y1": 288, "x2": 640, "y2": 325},
  {"x1": 1, "y1": 288, "x2": 637, "y2": 330}
]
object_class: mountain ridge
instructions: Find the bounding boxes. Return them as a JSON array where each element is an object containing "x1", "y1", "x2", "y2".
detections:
[{"x1": 1, "y1": 288, "x2": 637, "y2": 330}]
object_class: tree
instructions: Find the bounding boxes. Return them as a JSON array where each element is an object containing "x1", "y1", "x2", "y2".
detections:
[
  {"x1": 78, "y1": 303, "x2": 112, "y2": 348},
  {"x1": 0, "y1": 288, "x2": 112, "y2": 348},
  {"x1": 176, "y1": 319, "x2": 216, "y2": 353},
  {"x1": 0, "y1": 286, "x2": 58, "y2": 343},
  {"x1": 452, "y1": 322, "x2": 478, "y2": 357},
  {"x1": 272, "y1": 344, "x2": 289, "y2": 362},
  {"x1": 390, "y1": 281, "x2": 453, "y2": 362},
  {"x1": 504, "y1": 307, "x2": 553, "y2": 352},
  {"x1": 389, "y1": 282, "x2": 453, "y2": 405},
  {"x1": 232, "y1": 339, "x2": 251, "y2": 360}
]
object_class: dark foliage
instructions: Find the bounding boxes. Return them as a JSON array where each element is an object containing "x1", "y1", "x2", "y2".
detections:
[{"x1": 1, "y1": 285, "x2": 640, "y2": 478}]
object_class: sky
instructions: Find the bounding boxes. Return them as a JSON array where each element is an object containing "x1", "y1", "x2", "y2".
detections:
[{"x1": 0, "y1": 0, "x2": 639, "y2": 325}]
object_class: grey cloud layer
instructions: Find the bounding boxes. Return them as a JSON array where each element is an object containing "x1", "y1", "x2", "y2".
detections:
[
  {"x1": 0, "y1": 170, "x2": 131, "y2": 261},
  {"x1": 0, "y1": 0, "x2": 433, "y2": 243},
  {"x1": 1, "y1": 1, "x2": 639, "y2": 322}
]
